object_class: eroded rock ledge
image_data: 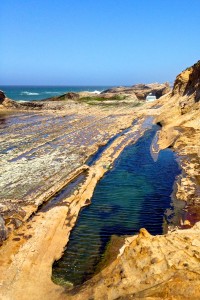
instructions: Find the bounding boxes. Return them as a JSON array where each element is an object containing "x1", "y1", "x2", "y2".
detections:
[
  {"x1": 64, "y1": 61, "x2": 200, "y2": 300},
  {"x1": 70, "y1": 224, "x2": 200, "y2": 300}
]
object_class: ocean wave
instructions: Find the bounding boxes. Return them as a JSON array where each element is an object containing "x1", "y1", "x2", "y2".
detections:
[
  {"x1": 44, "y1": 91, "x2": 61, "y2": 94},
  {"x1": 21, "y1": 91, "x2": 39, "y2": 95},
  {"x1": 88, "y1": 90, "x2": 102, "y2": 94}
]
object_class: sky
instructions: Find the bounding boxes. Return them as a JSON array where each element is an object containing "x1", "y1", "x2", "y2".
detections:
[{"x1": 1, "y1": 0, "x2": 200, "y2": 86}]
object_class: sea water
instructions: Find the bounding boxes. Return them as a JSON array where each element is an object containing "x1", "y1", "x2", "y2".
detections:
[
  {"x1": 52, "y1": 125, "x2": 181, "y2": 286},
  {"x1": 0, "y1": 86, "x2": 112, "y2": 101}
]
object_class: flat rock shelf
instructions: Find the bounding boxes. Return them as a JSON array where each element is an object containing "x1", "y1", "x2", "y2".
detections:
[{"x1": 52, "y1": 125, "x2": 181, "y2": 287}]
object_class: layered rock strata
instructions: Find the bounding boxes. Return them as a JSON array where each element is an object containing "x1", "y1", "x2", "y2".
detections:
[
  {"x1": 0, "y1": 61, "x2": 199, "y2": 300},
  {"x1": 0, "y1": 103, "x2": 138, "y2": 243}
]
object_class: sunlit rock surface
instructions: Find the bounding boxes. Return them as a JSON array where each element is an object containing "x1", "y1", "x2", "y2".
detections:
[
  {"x1": 0, "y1": 103, "x2": 135, "y2": 240},
  {"x1": 0, "y1": 61, "x2": 200, "y2": 300},
  {"x1": 70, "y1": 224, "x2": 200, "y2": 300}
]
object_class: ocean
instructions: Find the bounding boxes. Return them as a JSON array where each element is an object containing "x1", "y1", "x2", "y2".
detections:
[{"x1": 0, "y1": 85, "x2": 113, "y2": 101}]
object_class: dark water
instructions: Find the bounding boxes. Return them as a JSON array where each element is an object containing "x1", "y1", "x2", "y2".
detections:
[
  {"x1": 52, "y1": 125, "x2": 180, "y2": 286},
  {"x1": 0, "y1": 85, "x2": 112, "y2": 101}
]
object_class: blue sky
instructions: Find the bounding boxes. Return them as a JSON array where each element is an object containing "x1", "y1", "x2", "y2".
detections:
[{"x1": 1, "y1": 0, "x2": 200, "y2": 85}]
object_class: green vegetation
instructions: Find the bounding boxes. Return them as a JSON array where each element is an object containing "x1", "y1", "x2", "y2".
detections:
[
  {"x1": 79, "y1": 94, "x2": 127, "y2": 102},
  {"x1": 52, "y1": 276, "x2": 73, "y2": 289},
  {"x1": 60, "y1": 94, "x2": 146, "y2": 107}
]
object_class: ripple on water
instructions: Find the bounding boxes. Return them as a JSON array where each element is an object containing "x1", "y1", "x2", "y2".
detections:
[{"x1": 52, "y1": 125, "x2": 181, "y2": 286}]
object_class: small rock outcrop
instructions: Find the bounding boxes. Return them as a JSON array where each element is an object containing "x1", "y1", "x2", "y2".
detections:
[
  {"x1": 46, "y1": 92, "x2": 80, "y2": 101},
  {"x1": 0, "y1": 90, "x2": 6, "y2": 104}
]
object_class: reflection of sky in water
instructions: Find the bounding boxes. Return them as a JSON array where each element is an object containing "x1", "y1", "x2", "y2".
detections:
[{"x1": 53, "y1": 125, "x2": 181, "y2": 286}]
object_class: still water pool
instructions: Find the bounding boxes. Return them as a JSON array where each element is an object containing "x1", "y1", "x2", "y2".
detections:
[{"x1": 52, "y1": 125, "x2": 181, "y2": 286}]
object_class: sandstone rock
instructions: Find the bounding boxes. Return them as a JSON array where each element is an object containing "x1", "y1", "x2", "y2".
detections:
[
  {"x1": 172, "y1": 60, "x2": 200, "y2": 113},
  {"x1": 1, "y1": 98, "x2": 44, "y2": 109},
  {"x1": 70, "y1": 225, "x2": 200, "y2": 300},
  {"x1": 172, "y1": 60, "x2": 200, "y2": 101},
  {"x1": 69, "y1": 62, "x2": 200, "y2": 299},
  {"x1": 101, "y1": 82, "x2": 171, "y2": 100}
]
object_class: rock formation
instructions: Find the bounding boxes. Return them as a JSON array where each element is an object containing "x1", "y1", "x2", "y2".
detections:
[
  {"x1": 67, "y1": 61, "x2": 200, "y2": 299},
  {"x1": 172, "y1": 60, "x2": 200, "y2": 101},
  {"x1": 172, "y1": 60, "x2": 200, "y2": 114},
  {"x1": 70, "y1": 225, "x2": 200, "y2": 300},
  {"x1": 0, "y1": 91, "x2": 6, "y2": 104},
  {"x1": 0, "y1": 61, "x2": 199, "y2": 300},
  {"x1": 101, "y1": 82, "x2": 171, "y2": 100}
]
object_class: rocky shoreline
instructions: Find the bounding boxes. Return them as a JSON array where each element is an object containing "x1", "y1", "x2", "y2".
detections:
[{"x1": 0, "y1": 61, "x2": 200, "y2": 299}]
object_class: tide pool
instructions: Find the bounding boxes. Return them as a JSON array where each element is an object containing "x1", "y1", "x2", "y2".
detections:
[{"x1": 52, "y1": 125, "x2": 181, "y2": 286}]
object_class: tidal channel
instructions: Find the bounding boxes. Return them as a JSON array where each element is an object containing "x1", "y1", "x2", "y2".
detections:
[{"x1": 52, "y1": 125, "x2": 181, "y2": 287}]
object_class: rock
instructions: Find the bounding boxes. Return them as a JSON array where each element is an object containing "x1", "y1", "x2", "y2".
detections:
[
  {"x1": 172, "y1": 60, "x2": 200, "y2": 113},
  {"x1": 46, "y1": 92, "x2": 80, "y2": 101},
  {"x1": 0, "y1": 90, "x2": 6, "y2": 104},
  {"x1": 65, "y1": 92, "x2": 80, "y2": 100},
  {"x1": 70, "y1": 225, "x2": 200, "y2": 300},
  {"x1": 101, "y1": 82, "x2": 171, "y2": 100},
  {"x1": 2, "y1": 97, "x2": 44, "y2": 109},
  {"x1": 0, "y1": 215, "x2": 8, "y2": 243},
  {"x1": 69, "y1": 62, "x2": 200, "y2": 299}
]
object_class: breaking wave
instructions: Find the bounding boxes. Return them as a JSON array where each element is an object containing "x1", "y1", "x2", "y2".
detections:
[
  {"x1": 21, "y1": 91, "x2": 39, "y2": 96},
  {"x1": 88, "y1": 90, "x2": 102, "y2": 94}
]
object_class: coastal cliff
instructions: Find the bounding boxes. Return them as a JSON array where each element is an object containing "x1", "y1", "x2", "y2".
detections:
[{"x1": 172, "y1": 60, "x2": 200, "y2": 114}]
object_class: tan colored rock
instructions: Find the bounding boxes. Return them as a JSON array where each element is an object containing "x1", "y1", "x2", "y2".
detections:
[
  {"x1": 0, "y1": 60, "x2": 200, "y2": 300},
  {"x1": 69, "y1": 224, "x2": 200, "y2": 300}
]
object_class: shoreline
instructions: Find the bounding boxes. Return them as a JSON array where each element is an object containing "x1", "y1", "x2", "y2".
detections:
[
  {"x1": 0, "y1": 105, "x2": 198, "y2": 299},
  {"x1": 0, "y1": 66, "x2": 200, "y2": 299},
  {"x1": 0, "y1": 113, "x2": 154, "y2": 300}
]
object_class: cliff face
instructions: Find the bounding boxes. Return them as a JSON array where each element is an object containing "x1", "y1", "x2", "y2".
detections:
[
  {"x1": 172, "y1": 60, "x2": 200, "y2": 113},
  {"x1": 172, "y1": 60, "x2": 200, "y2": 100}
]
